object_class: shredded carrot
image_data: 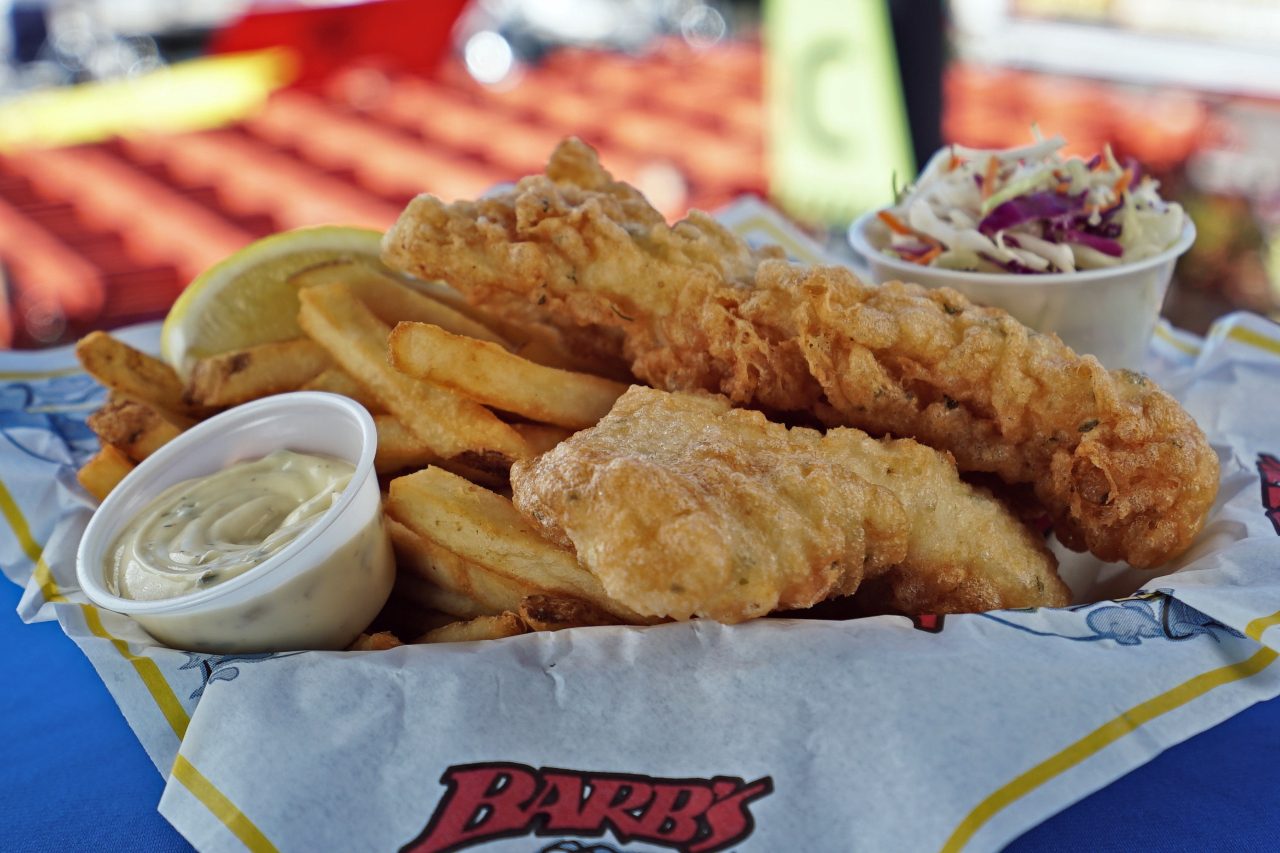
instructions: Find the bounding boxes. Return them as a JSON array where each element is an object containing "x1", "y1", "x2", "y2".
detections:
[
  {"x1": 981, "y1": 156, "x2": 999, "y2": 200},
  {"x1": 877, "y1": 210, "x2": 915, "y2": 236},
  {"x1": 948, "y1": 154, "x2": 962, "y2": 171},
  {"x1": 1085, "y1": 198, "x2": 1123, "y2": 218},
  {"x1": 912, "y1": 245, "x2": 943, "y2": 265},
  {"x1": 1113, "y1": 167, "x2": 1133, "y2": 197},
  {"x1": 1056, "y1": 182, "x2": 1071, "y2": 194}
]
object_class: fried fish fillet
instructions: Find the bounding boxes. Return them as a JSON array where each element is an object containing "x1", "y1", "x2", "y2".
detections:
[
  {"x1": 512, "y1": 388, "x2": 1068, "y2": 623},
  {"x1": 381, "y1": 136, "x2": 783, "y2": 369},
  {"x1": 383, "y1": 138, "x2": 1218, "y2": 569},
  {"x1": 812, "y1": 429, "x2": 1070, "y2": 614},
  {"x1": 512, "y1": 388, "x2": 911, "y2": 623}
]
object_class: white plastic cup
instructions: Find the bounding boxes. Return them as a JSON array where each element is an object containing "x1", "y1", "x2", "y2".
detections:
[
  {"x1": 76, "y1": 392, "x2": 394, "y2": 654},
  {"x1": 848, "y1": 213, "x2": 1197, "y2": 370}
]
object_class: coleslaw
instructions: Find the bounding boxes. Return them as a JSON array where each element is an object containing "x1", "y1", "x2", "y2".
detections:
[{"x1": 877, "y1": 135, "x2": 1186, "y2": 274}]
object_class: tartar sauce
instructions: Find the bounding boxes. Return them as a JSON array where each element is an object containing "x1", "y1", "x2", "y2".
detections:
[{"x1": 106, "y1": 449, "x2": 354, "y2": 601}]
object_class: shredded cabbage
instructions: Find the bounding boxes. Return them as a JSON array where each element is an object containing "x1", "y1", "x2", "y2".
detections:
[{"x1": 877, "y1": 136, "x2": 1185, "y2": 274}]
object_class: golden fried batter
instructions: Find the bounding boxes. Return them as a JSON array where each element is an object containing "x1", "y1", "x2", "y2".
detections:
[
  {"x1": 513, "y1": 388, "x2": 1069, "y2": 623},
  {"x1": 511, "y1": 388, "x2": 910, "y2": 623},
  {"x1": 812, "y1": 430, "x2": 1070, "y2": 613},
  {"x1": 383, "y1": 138, "x2": 1218, "y2": 569},
  {"x1": 381, "y1": 138, "x2": 781, "y2": 368}
]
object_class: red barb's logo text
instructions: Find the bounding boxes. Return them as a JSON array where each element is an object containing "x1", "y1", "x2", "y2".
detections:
[
  {"x1": 400, "y1": 763, "x2": 774, "y2": 853},
  {"x1": 1259, "y1": 453, "x2": 1280, "y2": 535}
]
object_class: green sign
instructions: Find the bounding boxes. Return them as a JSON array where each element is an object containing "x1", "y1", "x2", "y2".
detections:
[{"x1": 765, "y1": 0, "x2": 914, "y2": 224}]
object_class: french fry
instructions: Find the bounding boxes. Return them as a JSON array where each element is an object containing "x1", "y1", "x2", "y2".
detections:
[
  {"x1": 87, "y1": 399, "x2": 183, "y2": 462},
  {"x1": 388, "y1": 322, "x2": 629, "y2": 430},
  {"x1": 186, "y1": 339, "x2": 333, "y2": 407},
  {"x1": 347, "y1": 631, "x2": 404, "y2": 651},
  {"x1": 374, "y1": 414, "x2": 441, "y2": 474},
  {"x1": 415, "y1": 610, "x2": 466, "y2": 634},
  {"x1": 518, "y1": 594, "x2": 620, "y2": 632},
  {"x1": 76, "y1": 445, "x2": 135, "y2": 501},
  {"x1": 301, "y1": 368, "x2": 387, "y2": 414},
  {"x1": 411, "y1": 279, "x2": 622, "y2": 377},
  {"x1": 511, "y1": 423, "x2": 575, "y2": 456},
  {"x1": 374, "y1": 416, "x2": 509, "y2": 489},
  {"x1": 297, "y1": 283, "x2": 532, "y2": 472},
  {"x1": 394, "y1": 570, "x2": 499, "y2": 620},
  {"x1": 75, "y1": 331, "x2": 205, "y2": 422},
  {"x1": 388, "y1": 517, "x2": 544, "y2": 614},
  {"x1": 386, "y1": 467, "x2": 652, "y2": 624},
  {"x1": 413, "y1": 612, "x2": 526, "y2": 644},
  {"x1": 290, "y1": 261, "x2": 512, "y2": 349},
  {"x1": 370, "y1": 589, "x2": 461, "y2": 640}
]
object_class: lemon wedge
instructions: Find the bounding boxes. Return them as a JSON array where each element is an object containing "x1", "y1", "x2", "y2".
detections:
[{"x1": 161, "y1": 226, "x2": 388, "y2": 380}]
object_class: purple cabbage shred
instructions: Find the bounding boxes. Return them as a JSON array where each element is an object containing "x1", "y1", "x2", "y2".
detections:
[{"x1": 1062, "y1": 229, "x2": 1123, "y2": 257}]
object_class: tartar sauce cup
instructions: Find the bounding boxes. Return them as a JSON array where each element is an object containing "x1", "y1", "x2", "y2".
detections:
[
  {"x1": 848, "y1": 214, "x2": 1196, "y2": 370},
  {"x1": 76, "y1": 392, "x2": 394, "y2": 654}
]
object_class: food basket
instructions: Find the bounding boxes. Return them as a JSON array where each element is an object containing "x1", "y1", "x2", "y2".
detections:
[{"x1": 4, "y1": 201, "x2": 1280, "y2": 853}]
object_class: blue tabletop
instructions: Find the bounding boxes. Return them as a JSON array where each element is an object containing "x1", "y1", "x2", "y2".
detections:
[{"x1": 3, "y1": 572, "x2": 1277, "y2": 853}]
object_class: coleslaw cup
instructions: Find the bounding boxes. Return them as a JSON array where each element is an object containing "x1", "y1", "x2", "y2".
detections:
[
  {"x1": 848, "y1": 214, "x2": 1197, "y2": 370},
  {"x1": 76, "y1": 392, "x2": 394, "y2": 654}
]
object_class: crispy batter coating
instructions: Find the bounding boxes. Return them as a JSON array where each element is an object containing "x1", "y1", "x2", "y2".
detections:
[
  {"x1": 714, "y1": 264, "x2": 1219, "y2": 569},
  {"x1": 512, "y1": 388, "x2": 1069, "y2": 622},
  {"x1": 812, "y1": 430, "x2": 1070, "y2": 613},
  {"x1": 381, "y1": 138, "x2": 781, "y2": 369},
  {"x1": 383, "y1": 139, "x2": 1218, "y2": 569},
  {"x1": 511, "y1": 388, "x2": 910, "y2": 623}
]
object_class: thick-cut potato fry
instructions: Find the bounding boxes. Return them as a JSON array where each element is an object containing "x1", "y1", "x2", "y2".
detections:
[
  {"x1": 375, "y1": 417, "x2": 508, "y2": 489},
  {"x1": 185, "y1": 338, "x2": 333, "y2": 407},
  {"x1": 413, "y1": 611, "x2": 526, "y2": 644},
  {"x1": 77, "y1": 445, "x2": 135, "y2": 501},
  {"x1": 301, "y1": 368, "x2": 387, "y2": 414},
  {"x1": 106, "y1": 391, "x2": 197, "y2": 429},
  {"x1": 371, "y1": 590, "x2": 461, "y2": 640},
  {"x1": 75, "y1": 331, "x2": 205, "y2": 422},
  {"x1": 512, "y1": 423, "x2": 575, "y2": 456},
  {"x1": 518, "y1": 594, "x2": 619, "y2": 632},
  {"x1": 412, "y1": 279, "x2": 626, "y2": 378},
  {"x1": 374, "y1": 414, "x2": 442, "y2": 474},
  {"x1": 388, "y1": 517, "x2": 545, "y2": 614},
  {"x1": 386, "y1": 467, "x2": 651, "y2": 623},
  {"x1": 297, "y1": 283, "x2": 532, "y2": 472},
  {"x1": 348, "y1": 631, "x2": 404, "y2": 651},
  {"x1": 394, "y1": 570, "x2": 499, "y2": 620},
  {"x1": 388, "y1": 321, "x2": 629, "y2": 430},
  {"x1": 87, "y1": 399, "x2": 183, "y2": 462},
  {"x1": 291, "y1": 261, "x2": 512, "y2": 348}
]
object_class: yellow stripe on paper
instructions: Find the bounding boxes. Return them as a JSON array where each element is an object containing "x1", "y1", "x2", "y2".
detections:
[
  {"x1": 171, "y1": 755, "x2": 281, "y2": 853},
  {"x1": 0, "y1": 365, "x2": 84, "y2": 381},
  {"x1": 80, "y1": 604, "x2": 190, "y2": 741},
  {"x1": 31, "y1": 557, "x2": 67, "y2": 604},
  {"x1": 0, "y1": 473, "x2": 45, "y2": 564},
  {"x1": 731, "y1": 214, "x2": 827, "y2": 265},
  {"x1": 940, "y1": 644, "x2": 1279, "y2": 853},
  {"x1": 1246, "y1": 607, "x2": 1280, "y2": 644},
  {"x1": 1153, "y1": 323, "x2": 1200, "y2": 357},
  {"x1": 0, "y1": 473, "x2": 66, "y2": 603},
  {"x1": 1227, "y1": 325, "x2": 1280, "y2": 359}
]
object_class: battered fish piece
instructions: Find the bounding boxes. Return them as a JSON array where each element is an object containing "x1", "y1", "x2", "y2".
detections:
[
  {"x1": 812, "y1": 430, "x2": 1070, "y2": 614},
  {"x1": 512, "y1": 388, "x2": 1069, "y2": 623},
  {"x1": 381, "y1": 136, "x2": 783, "y2": 370},
  {"x1": 512, "y1": 388, "x2": 911, "y2": 623},
  {"x1": 383, "y1": 139, "x2": 1218, "y2": 569}
]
